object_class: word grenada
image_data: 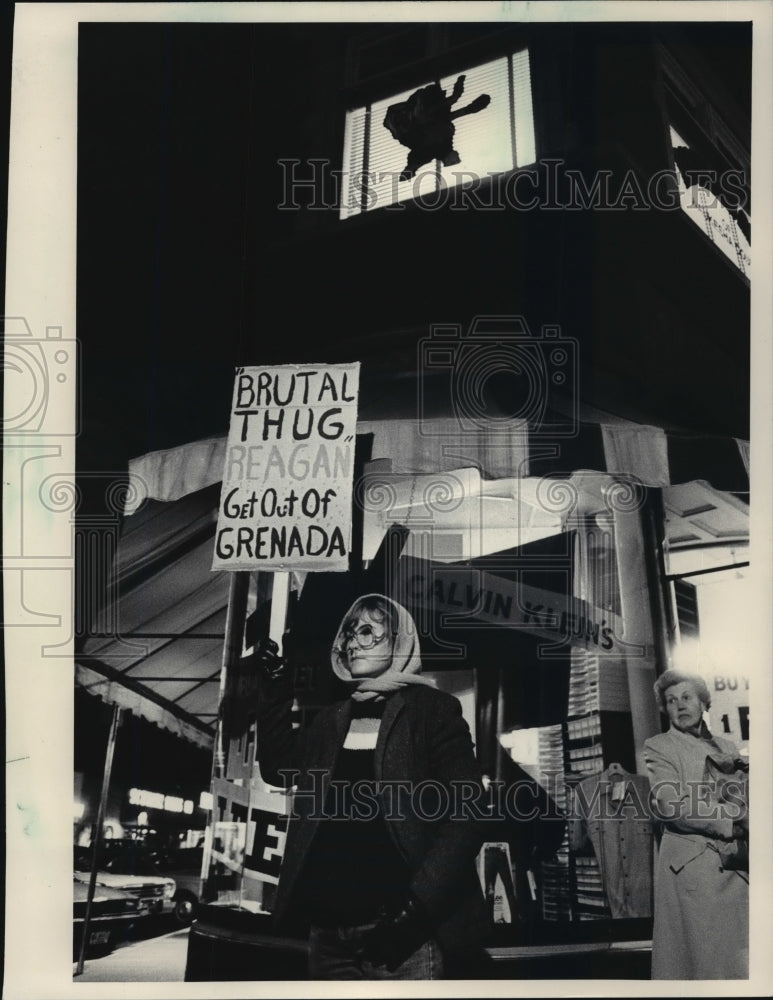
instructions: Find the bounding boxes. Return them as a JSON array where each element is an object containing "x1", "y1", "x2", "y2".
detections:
[{"x1": 216, "y1": 524, "x2": 346, "y2": 561}]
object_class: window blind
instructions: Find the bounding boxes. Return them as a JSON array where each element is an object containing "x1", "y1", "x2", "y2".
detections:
[{"x1": 340, "y1": 49, "x2": 536, "y2": 219}]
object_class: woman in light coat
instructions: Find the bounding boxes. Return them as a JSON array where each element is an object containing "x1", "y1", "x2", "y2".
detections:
[{"x1": 643, "y1": 669, "x2": 748, "y2": 979}]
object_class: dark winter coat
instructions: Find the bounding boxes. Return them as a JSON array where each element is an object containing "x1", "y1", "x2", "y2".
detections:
[{"x1": 256, "y1": 677, "x2": 489, "y2": 955}]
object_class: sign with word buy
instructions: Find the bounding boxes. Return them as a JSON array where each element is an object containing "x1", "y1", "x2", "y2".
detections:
[{"x1": 213, "y1": 363, "x2": 360, "y2": 572}]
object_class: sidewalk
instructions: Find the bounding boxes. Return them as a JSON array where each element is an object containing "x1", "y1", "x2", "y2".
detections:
[{"x1": 73, "y1": 928, "x2": 189, "y2": 982}]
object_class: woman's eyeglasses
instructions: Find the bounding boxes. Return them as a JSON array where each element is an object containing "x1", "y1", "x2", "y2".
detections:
[{"x1": 340, "y1": 624, "x2": 391, "y2": 650}]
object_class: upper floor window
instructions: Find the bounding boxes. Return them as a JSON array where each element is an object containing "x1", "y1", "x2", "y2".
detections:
[{"x1": 340, "y1": 49, "x2": 535, "y2": 219}]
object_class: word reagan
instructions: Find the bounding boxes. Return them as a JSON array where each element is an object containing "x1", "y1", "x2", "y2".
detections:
[
  {"x1": 215, "y1": 524, "x2": 347, "y2": 560},
  {"x1": 225, "y1": 442, "x2": 352, "y2": 483}
]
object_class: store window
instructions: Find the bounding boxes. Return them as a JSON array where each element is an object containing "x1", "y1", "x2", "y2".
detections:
[
  {"x1": 493, "y1": 521, "x2": 646, "y2": 930},
  {"x1": 667, "y1": 543, "x2": 750, "y2": 752},
  {"x1": 340, "y1": 49, "x2": 536, "y2": 219}
]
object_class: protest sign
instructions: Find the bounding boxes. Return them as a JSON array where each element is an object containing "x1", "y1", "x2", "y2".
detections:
[{"x1": 213, "y1": 363, "x2": 360, "y2": 571}]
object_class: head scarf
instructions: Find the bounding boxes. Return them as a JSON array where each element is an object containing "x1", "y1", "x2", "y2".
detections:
[{"x1": 331, "y1": 594, "x2": 436, "y2": 702}]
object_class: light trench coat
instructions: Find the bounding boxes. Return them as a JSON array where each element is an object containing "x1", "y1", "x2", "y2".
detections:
[{"x1": 643, "y1": 727, "x2": 748, "y2": 980}]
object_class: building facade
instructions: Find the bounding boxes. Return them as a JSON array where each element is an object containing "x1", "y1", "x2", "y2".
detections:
[{"x1": 73, "y1": 18, "x2": 751, "y2": 980}]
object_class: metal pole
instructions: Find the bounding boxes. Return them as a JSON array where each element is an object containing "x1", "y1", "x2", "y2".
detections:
[
  {"x1": 74, "y1": 703, "x2": 123, "y2": 976},
  {"x1": 201, "y1": 571, "x2": 249, "y2": 902},
  {"x1": 642, "y1": 489, "x2": 674, "y2": 677},
  {"x1": 212, "y1": 572, "x2": 250, "y2": 784},
  {"x1": 268, "y1": 572, "x2": 290, "y2": 650},
  {"x1": 494, "y1": 666, "x2": 507, "y2": 785},
  {"x1": 666, "y1": 561, "x2": 749, "y2": 582}
]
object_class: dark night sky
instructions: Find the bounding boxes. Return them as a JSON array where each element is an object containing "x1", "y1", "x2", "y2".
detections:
[{"x1": 75, "y1": 20, "x2": 751, "y2": 483}]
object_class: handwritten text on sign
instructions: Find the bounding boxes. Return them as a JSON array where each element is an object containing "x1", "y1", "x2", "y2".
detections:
[{"x1": 213, "y1": 363, "x2": 360, "y2": 571}]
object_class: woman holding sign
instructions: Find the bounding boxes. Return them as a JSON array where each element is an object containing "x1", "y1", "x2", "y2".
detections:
[{"x1": 254, "y1": 594, "x2": 488, "y2": 980}]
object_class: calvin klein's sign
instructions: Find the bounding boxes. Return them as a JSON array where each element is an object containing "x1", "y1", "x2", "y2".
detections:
[{"x1": 394, "y1": 556, "x2": 631, "y2": 657}]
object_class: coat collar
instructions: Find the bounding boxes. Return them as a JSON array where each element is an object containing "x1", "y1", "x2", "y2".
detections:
[
  {"x1": 333, "y1": 696, "x2": 353, "y2": 740},
  {"x1": 374, "y1": 691, "x2": 406, "y2": 780},
  {"x1": 316, "y1": 697, "x2": 354, "y2": 778},
  {"x1": 667, "y1": 722, "x2": 712, "y2": 744},
  {"x1": 664, "y1": 723, "x2": 731, "y2": 757}
]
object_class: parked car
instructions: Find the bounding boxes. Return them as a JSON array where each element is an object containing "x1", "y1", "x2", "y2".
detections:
[
  {"x1": 74, "y1": 845, "x2": 176, "y2": 916},
  {"x1": 153, "y1": 845, "x2": 205, "y2": 926},
  {"x1": 73, "y1": 876, "x2": 148, "y2": 958}
]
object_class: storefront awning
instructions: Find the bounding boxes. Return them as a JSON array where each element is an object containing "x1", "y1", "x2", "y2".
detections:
[
  {"x1": 79, "y1": 409, "x2": 747, "y2": 748},
  {"x1": 76, "y1": 483, "x2": 227, "y2": 747},
  {"x1": 76, "y1": 662, "x2": 214, "y2": 750},
  {"x1": 122, "y1": 418, "x2": 748, "y2": 516}
]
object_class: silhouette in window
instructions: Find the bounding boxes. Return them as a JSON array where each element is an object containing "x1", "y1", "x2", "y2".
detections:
[{"x1": 383, "y1": 74, "x2": 491, "y2": 180}]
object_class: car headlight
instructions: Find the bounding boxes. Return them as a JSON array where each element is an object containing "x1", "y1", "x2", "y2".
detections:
[{"x1": 163, "y1": 882, "x2": 175, "y2": 899}]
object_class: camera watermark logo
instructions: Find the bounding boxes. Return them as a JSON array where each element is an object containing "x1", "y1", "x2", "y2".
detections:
[
  {"x1": 1, "y1": 316, "x2": 81, "y2": 436},
  {"x1": 2, "y1": 315, "x2": 149, "y2": 655},
  {"x1": 418, "y1": 315, "x2": 579, "y2": 440}
]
